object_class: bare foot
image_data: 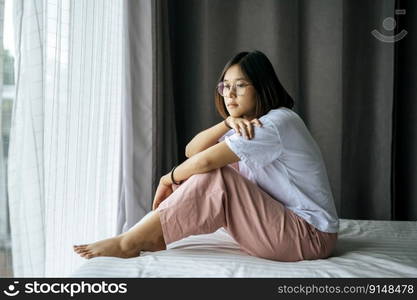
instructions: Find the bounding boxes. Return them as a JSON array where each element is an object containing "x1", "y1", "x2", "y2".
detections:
[
  {"x1": 74, "y1": 211, "x2": 167, "y2": 259},
  {"x1": 73, "y1": 236, "x2": 140, "y2": 259}
]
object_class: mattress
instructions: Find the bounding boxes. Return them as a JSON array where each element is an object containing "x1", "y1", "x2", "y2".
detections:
[{"x1": 71, "y1": 219, "x2": 417, "y2": 277}]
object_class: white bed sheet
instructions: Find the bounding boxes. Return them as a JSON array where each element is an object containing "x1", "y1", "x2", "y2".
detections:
[{"x1": 71, "y1": 219, "x2": 417, "y2": 277}]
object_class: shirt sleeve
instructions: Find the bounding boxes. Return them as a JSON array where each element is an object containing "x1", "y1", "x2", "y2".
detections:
[
  {"x1": 224, "y1": 117, "x2": 282, "y2": 169},
  {"x1": 218, "y1": 129, "x2": 234, "y2": 142}
]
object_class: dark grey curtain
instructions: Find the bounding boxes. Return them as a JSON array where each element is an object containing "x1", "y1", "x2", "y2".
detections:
[
  {"x1": 118, "y1": 0, "x2": 416, "y2": 232},
  {"x1": 393, "y1": 0, "x2": 417, "y2": 220},
  {"x1": 118, "y1": 0, "x2": 178, "y2": 232}
]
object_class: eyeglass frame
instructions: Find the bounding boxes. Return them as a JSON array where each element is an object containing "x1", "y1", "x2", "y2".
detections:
[{"x1": 216, "y1": 80, "x2": 253, "y2": 97}]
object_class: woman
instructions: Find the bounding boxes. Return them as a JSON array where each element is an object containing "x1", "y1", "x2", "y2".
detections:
[{"x1": 74, "y1": 50, "x2": 339, "y2": 262}]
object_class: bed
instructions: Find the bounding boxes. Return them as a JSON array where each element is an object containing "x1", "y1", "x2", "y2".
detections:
[{"x1": 71, "y1": 218, "x2": 417, "y2": 277}]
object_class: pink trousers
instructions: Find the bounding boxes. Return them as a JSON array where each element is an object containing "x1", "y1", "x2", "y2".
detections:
[{"x1": 156, "y1": 164, "x2": 338, "y2": 262}]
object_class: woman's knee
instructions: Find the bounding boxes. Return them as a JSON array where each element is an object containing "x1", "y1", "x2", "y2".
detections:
[
  {"x1": 177, "y1": 166, "x2": 239, "y2": 199},
  {"x1": 189, "y1": 165, "x2": 235, "y2": 182},
  {"x1": 192, "y1": 168, "x2": 219, "y2": 181},
  {"x1": 219, "y1": 165, "x2": 240, "y2": 179},
  {"x1": 178, "y1": 168, "x2": 223, "y2": 191}
]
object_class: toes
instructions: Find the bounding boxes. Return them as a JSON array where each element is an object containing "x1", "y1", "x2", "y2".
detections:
[
  {"x1": 80, "y1": 251, "x2": 89, "y2": 258},
  {"x1": 77, "y1": 246, "x2": 89, "y2": 252},
  {"x1": 82, "y1": 251, "x2": 95, "y2": 259},
  {"x1": 74, "y1": 246, "x2": 91, "y2": 256}
]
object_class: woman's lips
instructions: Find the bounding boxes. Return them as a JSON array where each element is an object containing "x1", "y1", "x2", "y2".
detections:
[{"x1": 227, "y1": 104, "x2": 238, "y2": 109}]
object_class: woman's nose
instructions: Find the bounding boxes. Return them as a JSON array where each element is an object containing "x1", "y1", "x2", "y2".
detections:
[{"x1": 226, "y1": 87, "x2": 237, "y2": 98}]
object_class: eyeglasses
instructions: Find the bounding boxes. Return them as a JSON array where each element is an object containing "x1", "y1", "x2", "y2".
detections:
[{"x1": 216, "y1": 80, "x2": 252, "y2": 97}]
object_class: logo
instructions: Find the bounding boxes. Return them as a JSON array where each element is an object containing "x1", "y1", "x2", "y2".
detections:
[
  {"x1": 371, "y1": 9, "x2": 407, "y2": 43},
  {"x1": 3, "y1": 281, "x2": 127, "y2": 297},
  {"x1": 3, "y1": 281, "x2": 20, "y2": 297}
]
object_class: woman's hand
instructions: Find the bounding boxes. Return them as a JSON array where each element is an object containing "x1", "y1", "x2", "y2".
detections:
[
  {"x1": 225, "y1": 116, "x2": 262, "y2": 139},
  {"x1": 152, "y1": 175, "x2": 173, "y2": 210}
]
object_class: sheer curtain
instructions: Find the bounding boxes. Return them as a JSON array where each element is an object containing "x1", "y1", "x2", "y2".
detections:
[
  {"x1": 8, "y1": 0, "x2": 123, "y2": 276},
  {"x1": 0, "y1": 0, "x2": 7, "y2": 247}
]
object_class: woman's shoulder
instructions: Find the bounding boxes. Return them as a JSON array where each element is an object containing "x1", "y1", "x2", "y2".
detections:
[{"x1": 260, "y1": 107, "x2": 299, "y2": 125}]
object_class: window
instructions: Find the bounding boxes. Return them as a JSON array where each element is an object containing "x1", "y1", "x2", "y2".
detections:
[{"x1": 0, "y1": 0, "x2": 15, "y2": 277}]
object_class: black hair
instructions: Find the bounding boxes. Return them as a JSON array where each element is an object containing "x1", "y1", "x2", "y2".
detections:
[{"x1": 215, "y1": 50, "x2": 294, "y2": 119}]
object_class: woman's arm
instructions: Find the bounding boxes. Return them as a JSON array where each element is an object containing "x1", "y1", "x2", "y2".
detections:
[
  {"x1": 162, "y1": 141, "x2": 239, "y2": 185},
  {"x1": 153, "y1": 141, "x2": 242, "y2": 209},
  {"x1": 185, "y1": 121, "x2": 230, "y2": 158},
  {"x1": 185, "y1": 117, "x2": 263, "y2": 158}
]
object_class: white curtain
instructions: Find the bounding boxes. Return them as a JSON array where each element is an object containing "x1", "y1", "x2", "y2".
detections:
[
  {"x1": 0, "y1": 0, "x2": 7, "y2": 246},
  {"x1": 8, "y1": 0, "x2": 123, "y2": 277}
]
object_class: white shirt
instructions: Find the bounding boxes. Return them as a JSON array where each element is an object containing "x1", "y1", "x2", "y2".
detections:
[{"x1": 220, "y1": 107, "x2": 339, "y2": 233}]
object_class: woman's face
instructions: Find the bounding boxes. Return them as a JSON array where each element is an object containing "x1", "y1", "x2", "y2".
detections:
[{"x1": 222, "y1": 64, "x2": 257, "y2": 120}]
